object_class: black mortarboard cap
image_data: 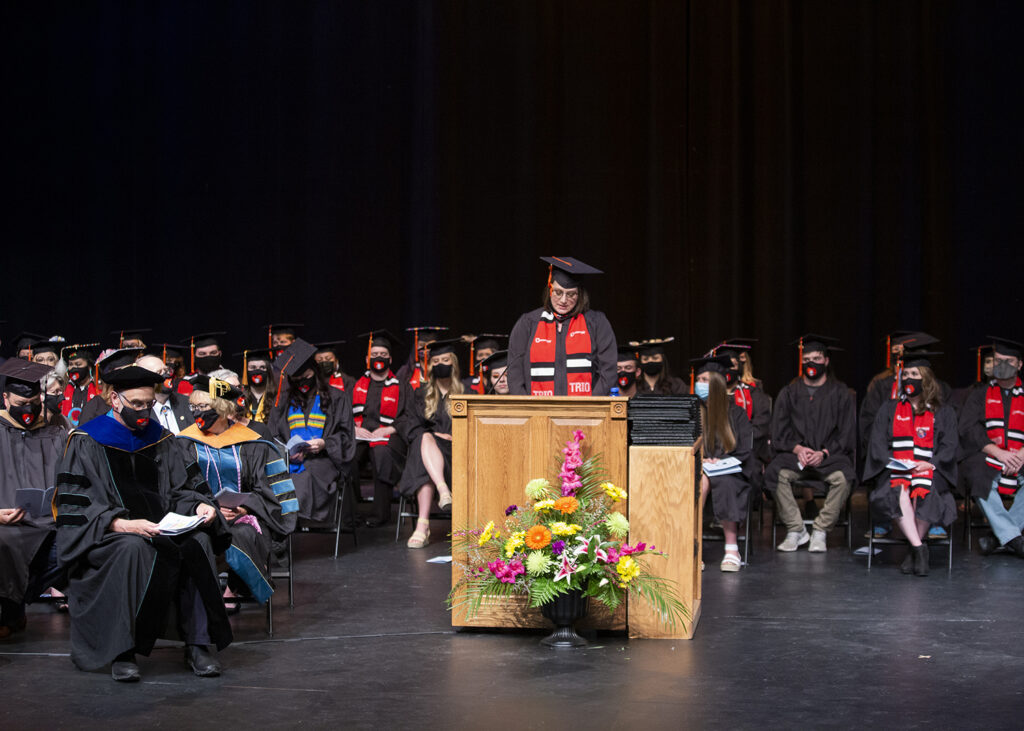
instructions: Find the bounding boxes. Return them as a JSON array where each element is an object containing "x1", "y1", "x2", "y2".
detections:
[
  {"x1": 185, "y1": 331, "x2": 226, "y2": 349},
  {"x1": 690, "y1": 355, "x2": 735, "y2": 376},
  {"x1": 617, "y1": 344, "x2": 639, "y2": 362},
  {"x1": 30, "y1": 339, "x2": 63, "y2": 356},
  {"x1": 274, "y1": 338, "x2": 319, "y2": 377},
  {"x1": 62, "y1": 344, "x2": 98, "y2": 363},
  {"x1": 0, "y1": 359, "x2": 53, "y2": 396},
  {"x1": 891, "y1": 331, "x2": 940, "y2": 349},
  {"x1": 314, "y1": 340, "x2": 347, "y2": 356},
  {"x1": 902, "y1": 350, "x2": 943, "y2": 369},
  {"x1": 97, "y1": 347, "x2": 144, "y2": 375},
  {"x1": 631, "y1": 337, "x2": 675, "y2": 357},
  {"x1": 269, "y1": 323, "x2": 303, "y2": 337},
  {"x1": 11, "y1": 332, "x2": 44, "y2": 353},
  {"x1": 540, "y1": 256, "x2": 603, "y2": 288},
  {"x1": 791, "y1": 334, "x2": 841, "y2": 354},
  {"x1": 479, "y1": 350, "x2": 508, "y2": 375},
  {"x1": 111, "y1": 328, "x2": 152, "y2": 347},
  {"x1": 358, "y1": 330, "x2": 403, "y2": 354},
  {"x1": 989, "y1": 336, "x2": 1024, "y2": 359},
  {"x1": 426, "y1": 338, "x2": 462, "y2": 357},
  {"x1": 469, "y1": 333, "x2": 508, "y2": 352},
  {"x1": 146, "y1": 342, "x2": 187, "y2": 360},
  {"x1": 190, "y1": 375, "x2": 245, "y2": 403},
  {"x1": 102, "y1": 365, "x2": 165, "y2": 389},
  {"x1": 234, "y1": 346, "x2": 273, "y2": 363}
]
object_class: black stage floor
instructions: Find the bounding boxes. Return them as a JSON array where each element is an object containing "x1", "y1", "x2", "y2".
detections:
[{"x1": 3, "y1": 493, "x2": 1024, "y2": 730}]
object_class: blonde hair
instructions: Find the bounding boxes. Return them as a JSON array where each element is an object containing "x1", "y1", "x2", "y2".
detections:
[
  {"x1": 189, "y1": 389, "x2": 236, "y2": 420},
  {"x1": 424, "y1": 357, "x2": 464, "y2": 419}
]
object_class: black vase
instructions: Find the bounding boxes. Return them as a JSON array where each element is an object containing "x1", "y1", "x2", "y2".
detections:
[{"x1": 540, "y1": 589, "x2": 590, "y2": 649}]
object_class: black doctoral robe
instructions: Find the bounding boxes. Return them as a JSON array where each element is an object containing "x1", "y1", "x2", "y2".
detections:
[
  {"x1": 0, "y1": 414, "x2": 66, "y2": 605},
  {"x1": 766, "y1": 377, "x2": 857, "y2": 490},
  {"x1": 864, "y1": 399, "x2": 958, "y2": 526},
  {"x1": 268, "y1": 386, "x2": 355, "y2": 523},
  {"x1": 507, "y1": 307, "x2": 618, "y2": 396},
  {"x1": 704, "y1": 403, "x2": 755, "y2": 523},
  {"x1": 54, "y1": 414, "x2": 232, "y2": 671}
]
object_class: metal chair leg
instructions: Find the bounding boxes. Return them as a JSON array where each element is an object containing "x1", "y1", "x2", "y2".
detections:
[
  {"x1": 287, "y1": 534, "x2": 294, "y2": 609},
  {"x1": 333, "y1": 481, "x2": 344, "y2": 559}
]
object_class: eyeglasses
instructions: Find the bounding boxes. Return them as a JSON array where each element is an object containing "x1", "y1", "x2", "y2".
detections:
[
  {"x1": 550, "y1": 288, "x2": 579, "y2": 302},
  {"x1": 188, "y1": 403, "x2": 213, "y2": 413},
  {"x1": 118, "y1": 394, "x2": 156, "y2": 410}
]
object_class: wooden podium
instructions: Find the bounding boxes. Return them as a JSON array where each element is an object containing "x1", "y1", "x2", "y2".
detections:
[{"x1": 449, "y1": 395, "x2": 701, "y2": 638}]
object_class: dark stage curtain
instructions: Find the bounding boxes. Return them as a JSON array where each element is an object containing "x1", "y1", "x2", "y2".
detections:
[{"x1": 3, "y1": 2, "x2": 1021, "y2": 394}]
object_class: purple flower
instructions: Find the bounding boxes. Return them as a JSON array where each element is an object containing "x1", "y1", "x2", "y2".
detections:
[
  {"x1": 551, "y1": 540, "x2": 566, "y2": 556},
  {"x1": 505, "y1": 504, "x2": 518, "y2": 516}
]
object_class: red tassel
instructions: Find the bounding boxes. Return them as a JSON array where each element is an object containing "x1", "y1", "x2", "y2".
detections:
[
  {"x1": 885, "y1": 335, "x2": 891, "y2": 369},
  {"x1": 119, "y1": 330, "x2": 125, "y2": 348},
  {"x1": 274, "y1": 355, "x2": 294, "y2": 408},
  {"x1": 689, "y1": 367, "x2": 695, "y2": 395},
  {"x1": 977, "y1": 347, "x2": 982, "y2": 382},
  {"x1": 798, "y1": 337, "x2": 804, "y2": 378},
  {"x1": 268, "y1": 325, "x2": 273, "y2": 353}
]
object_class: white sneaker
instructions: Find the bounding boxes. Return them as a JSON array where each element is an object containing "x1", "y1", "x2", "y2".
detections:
[
  {"x1": 777, "y1": 529, "x2": 810, "y2": 552},
  {"x1": 808, "y1": 529, "x2": 827, "y2": 552}
]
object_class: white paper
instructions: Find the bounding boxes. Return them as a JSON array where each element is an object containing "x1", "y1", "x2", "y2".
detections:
[
  {"x1": 157, "y1": 512, "x2": 206, "y2": 535},
  {"x1": 887, "y1": 458, "x2": 919, "y2": 471},
  {"x1": 702, "y1": 456, "x2": 742, "y2": 476},
  {"x1": 426, "y1": 555, "x2": 453, "y2": 564}
]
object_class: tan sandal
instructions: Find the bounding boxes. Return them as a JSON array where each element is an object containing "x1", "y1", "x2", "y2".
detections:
[
  {"x1": 438, "y1": 490, "x2": 452, "y2": 513},
  {"x1": 407, "y1": 521, "x2": 431, "y2": 549}
]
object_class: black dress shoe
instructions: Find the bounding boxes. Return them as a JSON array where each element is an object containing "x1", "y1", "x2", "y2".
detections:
[
  {"x1": 185, "y1": 644, "x2": 221, "y2": 677},
  {"x1": 912, "y1": 543, "x2": 929, "y2": 577},
  {"x1": 111, "y1": 651, "x2": 140, "y2": 682},
  {"x1": 1007, "y1": 535, "x2": 1024, "y2": 558},
  {"x1": 900, "y1": 549, "x2": 915, "y2": 575},
  {"x1": 978, "y1": 535, "x2": 998, "y2": 556}
]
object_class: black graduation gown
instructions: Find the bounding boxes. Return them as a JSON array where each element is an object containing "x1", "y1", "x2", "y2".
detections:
[
  {"x1": 397, "y1": 389, "x2": 453, "y2": 497},
  {"x1": 864, "y1": 400, "x2": 958, "y2": 526},
  {"x1": 957, "y1": 382, "x2": 1012, "y2": 498},
  {"x1": 0, "y1": 415, "x2": 66, "y2": 604},
  {"x1": 636, "y1": 373, "x2": 688, "y2": 396},
  {"x1": 704, "y1": 404, "x2": 755, "y2": 523},
  {"x1": 54, "y1": 416, "x2": 232, "y2": 671},
  {"x1": 176, "y1": 425, "x2": 298, "y2": 603},
  {"x1": 507, "y1": 307, "x2": 618, "y2": 396},
  {"x1": 77, "y1": 394, "x2": 111, "y2": 426},
  {"x1": 859, "y1": 372, "x2": 953, "y2": 462},
  {"x1": 766, "y1": 377, "x2": 857, "y2": 490},
  {"x1": 268, "y1": 387, "x2": 355, "y2": 523}
]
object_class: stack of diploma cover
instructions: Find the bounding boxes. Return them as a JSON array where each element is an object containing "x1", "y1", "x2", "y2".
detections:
[
  {"x1": 627, "y1": 395, "x2": 702, "y2": 446},
  {"x1": 157, "y1": 513, "x2": 206, "y2": 536}
]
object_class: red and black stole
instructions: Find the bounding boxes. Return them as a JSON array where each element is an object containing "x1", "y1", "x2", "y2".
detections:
[
  {"x1": 733, "y1": 383, "x2": 754, "y2": 420},
  {"x1": 62, "y1": 382, "x2": 100, "y2": 426},
  {"x1": 409, "y1": 364, "x2": 425, "y2": 390},
  {"x1": 329, "y1": 374, "x2": 346, "y2": 392},
  {"x1": 352, "y1": 371, "x2": 400, "y2": 446},
  {"x1": 984, "y1": 377, "x2": 1024, "y2": 494},
  {"x1": 890, "y1": 399, "x2": 935, "y2": 499},
  {"x1": 528, "y1": 311, "x2": 593, "y2": 396}
]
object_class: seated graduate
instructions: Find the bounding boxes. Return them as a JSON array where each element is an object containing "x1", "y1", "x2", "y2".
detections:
[
  {"x1": 693, "y1": 355, "x2": 755, "y2": 572},
  {"x1": 461, "y1": 334, "x2": 507, "y2": 394},
  {"x1": 77, "y1": 347, "x2": 145, "y2": 426},
  {"x1": 176, "y1": 375, "x2": 297, "y2": 609},
  {"x1": 268, "y1": 338, "x2": 355, "y2": 524},
  {"x1": 508, "y1": 256, "x2": 617, "y2": 396},
  {"x1": 958, "y1": 336, "x2": 1024, "y2": 557},
  {"x1": 479, "y1": 350, "x2": 510, "y2": 395},
  {"x1": 0, "y1": 360, "x2": 67, "y2": 639},
  {"x1": 767, "y1": 334, "x2": 857, "y2": 553},
  {"x1": 54, "y1": 359, "x2": 232, "y2": 682},
  {"x1": 349, "y1": 330, "x2": 412, "y2": 528},
  {"x1": 615, "y1": 345, "x2": 640, "y2": 398},
  {"x1": 713, "y1": 341, "x2": 772, "y2": 467},
  {"x1": 396, "y1": 326, "x2": 449, "y2": 391},
  {"x1": 136, "y1": 353, "x2": 195, "y2": 435},
  {"x1": 634, "y1": 337, "x2": 687, "y2": 395},
  {"x1": 186, "y1": 332, "x2": 227, "y2": 377},
  {"x1": 238, "y1": 347, "x2": 276, "y2": 424},
  {"x1": 397, "y1": 338, "x2": 462, "y2": 548},
  {"x1": 315, "y1": 340, "x2": 356, "y2": 394},
  {"x1": 864, "y1": 352, "x2": 957, "y2": 576},
  {"x1": 59, "y1": 344, "x2": 101, "y2": 428}
]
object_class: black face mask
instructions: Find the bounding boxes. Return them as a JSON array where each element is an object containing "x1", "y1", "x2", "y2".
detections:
[
  {"x1": 195, "y1": 355, "x2": 221, "y2": 374},
  {"x1": 247, "y1": 370, "x2": 267, "y2": 387},
  {"x1": 194, "y1": 407, "x2": 220, "y2": 432},
  {"x1": 317, "y1": 361, "x2": 336, "y2": 377},
  {"x1": 803, "y1": 362, "x2": 825, "y2": 380},
  {"x1": 117, "y1": 400, "x2": 151, "y2": 431},
  {"x1": 370, "y1": 356, "x2": 391, "y2": 373},
  {"x1": 68, "y1": 366, "x2": 90, "y2": 385},
  {"x1": 725, "y1": 368, "x2": 740, "y2": 386},
  {"x1": 902, "y1": 378, "x2": 923, "y2": 398},
  {"x1": 432, "y1": 363, "x2": 453, "y2": 379},
  {"x1": 641, "y1": 361, "x2": 664, "y2": 377},
  {"x1": 993, "y1": 361, "x2": 1018, "y2": 381},
  {"x1": 292, "y1": 375, "x2": 316, "y2": 395},
  {"x1": 9, "y1": 400, "x2": 41, "y2": 427},
  {"x1": 44, "y1": 393, "x2": 63, "y2": 414},
  {"x1": 617, "y1": 371, "x2": 636, "y2": 389}
]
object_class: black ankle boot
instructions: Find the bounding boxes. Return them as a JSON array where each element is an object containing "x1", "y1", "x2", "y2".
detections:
[
  {"x1": 900, "y1": 549, "x2": 915, "y2": 575},
  {"x1": 913, "y1": 543, "x2": 929, "y2": 577}
]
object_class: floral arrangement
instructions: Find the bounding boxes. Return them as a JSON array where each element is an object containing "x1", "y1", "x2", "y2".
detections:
[{"x1": 449, "y1": 430, "x2": 687, "y2": 628}]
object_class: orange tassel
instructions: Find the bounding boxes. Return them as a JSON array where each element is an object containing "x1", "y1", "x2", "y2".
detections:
[
  {"x1": 798, "y1": 337, "x2": 804, "y2": 378},
  {"x1": 546, "y1": 263, "x2": 553, "y2": 298},
  {"x1": 366, "y1": 332, "x2": 374, "y2": 370},
  {"x1": 469, "y1": 340, "x2": 476, "y2": 376},
  {"x1": 268, "y1": 326, "x2": 273, "y2": 353},
  {"x1": 190, "y1": 336, "x2": 195, "y2": 374},
  {"x1": 689, "y1": 367, "x2": 695, "y2": 395},
  {"x1": 242, "y1": 350, "x2": 249, "y2": 386},
  {"x1": 119, "y1": 330, "x2": 125, "y2": 348},
  {"x1": 274, "y1": 355, "x2": 293, "y2": 408}
]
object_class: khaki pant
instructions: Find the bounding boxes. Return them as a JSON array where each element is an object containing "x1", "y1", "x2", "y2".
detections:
[{"x1": 774, "y1": 468, "x2": 850, "y2": 534}]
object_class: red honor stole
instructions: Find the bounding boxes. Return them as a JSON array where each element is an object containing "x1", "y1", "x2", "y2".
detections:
[
  {"x1": 352, "y1": 372, "x2": 400, "y2": 446},
  {"x1": 470, "y1": 375, "x2": 484, "y2": 395},
  {"x1": 733, "y1": 383, "x2": 754, "y2": 420},
  {"x1": 62, "y1": 382, "x2": 100, "y2": 426},
  {"x1": 409, "y1": 364, "x2": 424, "y2": 390},
  {"x1": 890, "y1": 400, "x2": 935, "y2": 499},
  {"x1": 984, "y1": 377, "x2": 1024, "y2": 494},
  {"x1": 329, "y1": 374, "x2": 347, "y2": 392},
  {"x1": 528, "y1": 312, "x2": 593, "y2": 396}
]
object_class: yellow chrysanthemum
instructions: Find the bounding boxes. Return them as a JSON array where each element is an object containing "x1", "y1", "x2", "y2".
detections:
[
  {"x1": 533, "y1": 499, "x2": 556, "y2": 512},
  {"x1": 616, "y1": 555, "x2": 640, "y2": 587},
  {"x1": 549, "y1": 522, "x2": 582, "y2": 537},
  {"x1": 504, "y1": 533, "x2": 526, "y2": 558},
  {"x1": 478, "y1": 520, "x2": 496, "y2": 546},
  {"x1": 602, "y1": 482, "x2": 628, "y2": 502}
]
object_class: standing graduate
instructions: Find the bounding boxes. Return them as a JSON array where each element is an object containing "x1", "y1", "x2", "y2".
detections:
[
  {"x1": 59, "y1": 344, "x2": 101, "y2": 428},
  {"x1": 507, "y1": 256, "x2": 617, "y2": 397},
  {"x1": 634, "y1": 337, "x2": 687, "y2": 395},
  {"x1": 176, "y1": 376, "x2": 297, "y2": 607},
  {"x1": 54, "y1": 363, "x2": 232, "y2": 681},
  {"x1": 0, "y1": 360, "x2": 67, "y2": 639},
  {"x1": 268, "y1": 339, "x2": 355, "y2": 524},
  {"x1": 766, "y1": 335, "x2": 857, "y2": 553},
  {"x1": 863, "y1": 352, "x2": 957, "y2": 576},
  {"x1": 349, "y1": 331, "x2": 412, "y2": 527},
  {"x1": 693, "y1": 355, "x2": 755, "y2": 572}
]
